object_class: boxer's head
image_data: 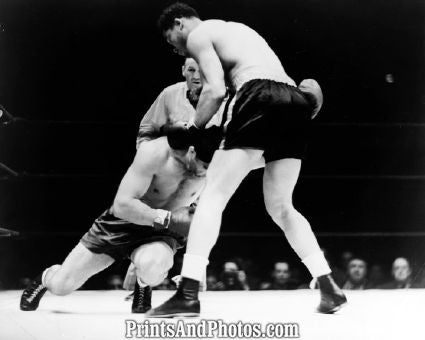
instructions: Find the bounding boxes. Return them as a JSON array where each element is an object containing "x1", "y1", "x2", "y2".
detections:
[
  {"x1": 158, "y1": 3, "x2": 201, "y2": 56},
  {"x1": 169, "y1": 135, "x2": 208, "y2": 176},
  {"x1": 182, "y1": 58, "x2": 202, "y2": 93}
]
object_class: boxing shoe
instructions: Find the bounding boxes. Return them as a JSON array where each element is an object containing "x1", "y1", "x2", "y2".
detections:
[
  {"x1": 20, "y1": 274, "x2": 47, "y2": 311},
  {"x1": 316, "y1": 274, "x2": 347, "y2": 313},
  {"x1": 132, "y1": 281, "x2": 152, "y2": 313},
  {"x1": 145, "y1": 277, "x2": 200, "y2": 318}
]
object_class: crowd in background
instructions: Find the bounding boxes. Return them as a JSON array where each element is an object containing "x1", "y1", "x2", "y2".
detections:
[
  {"x1": 200, "y1": 252, "x2": 425, "y2": 291},
  {"x1": 11, "y1": 250, "x2": 424, "y2": 292}
]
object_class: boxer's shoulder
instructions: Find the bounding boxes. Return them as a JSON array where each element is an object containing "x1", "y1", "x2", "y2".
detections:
[
  {"x1": 135, "y1": 137, "x2": 169, "y2": 168},
  {"x1": 188, "y1": 19, "x2": 226, "y2": 43}
]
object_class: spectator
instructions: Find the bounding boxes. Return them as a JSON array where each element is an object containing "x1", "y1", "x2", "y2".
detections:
[
  {"x1": 106, "y1": 274, "x2": 124, "y2": 290},
  {"x1": 340, "y1": 251, "x2": 354, "y2": 270},
  {"x1": 368, "y1": 264, "x2": 387, "y2": 287},
  {"x1": 378, "y1": 257, "x2": 421, "y2": 289},
  {"x1": 335, "y1": 250, "x2": 353, "y2": 283},
  {"x1": 216, "y1": 261, "x2": 250, "y2": 291},
  {"x1": 206, "y1": 273, "x2": 220, "y2": 291},
  {"x1": 260, "y1": 261, "x2": 299, "y2": 290},
  {"x1": 342, "y1": 258, "x2": 372, "y2": 290}
]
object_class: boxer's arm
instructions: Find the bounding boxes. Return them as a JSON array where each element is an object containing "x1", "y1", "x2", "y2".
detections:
[
  {"x1": 136, "y1": 91, "x2": 168, "y2": 148},
  {"x1": 112, "y1": 139, "x2": 169, "y2": 226},
  {"x1": 187, "y1": 30, "x2": 226, "y2": 128}
]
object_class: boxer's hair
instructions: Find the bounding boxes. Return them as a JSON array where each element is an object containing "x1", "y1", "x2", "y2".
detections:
[{"x1": 158, "y1": 2, "x2": 200, "y2": 33}]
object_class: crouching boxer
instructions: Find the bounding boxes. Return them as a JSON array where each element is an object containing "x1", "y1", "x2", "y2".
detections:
[{"x1": 20, "y1": 129, "x2": 221, "y2": 313}]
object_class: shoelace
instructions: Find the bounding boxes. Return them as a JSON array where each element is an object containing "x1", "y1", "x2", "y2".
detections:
[
  {"x1": 138, "y1": 287, "x2": 144, "y2": 305},
  {"x1": 27, "y1": 285, "x2": 45, "y2": 303}
]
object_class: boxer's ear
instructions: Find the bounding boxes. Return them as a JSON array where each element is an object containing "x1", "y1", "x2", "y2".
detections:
[{"x1": 174, "y1": 18, "x2": 183, "y2": 30}]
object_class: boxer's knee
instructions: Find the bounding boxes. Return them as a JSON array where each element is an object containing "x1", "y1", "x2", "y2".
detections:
[
  {"x1": 43, "y1": 264, "x2": 61, "y2": 286},
  {"x1": 47, "y1": 270, "x2": 79, "y2": 296},
  {"x1": 133, "y1": 243, "x2": 173, "y2": 287},
  {"x1": 265, "y1": 199, "x2": 295, "y2": 228}
]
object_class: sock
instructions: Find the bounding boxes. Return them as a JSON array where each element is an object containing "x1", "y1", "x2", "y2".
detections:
[
  {"x1": 302, "y1": 251, "x2": 332, "y2": 278},
  {"x1": 41, "y1": 268, "x2": 49, "y2": 287},
  {"x1": 137, "y1": 277, "x2": 148, "y2": 288},
  {"x1": 181, "y1": 253, "x2": 209, "y2": 282}
]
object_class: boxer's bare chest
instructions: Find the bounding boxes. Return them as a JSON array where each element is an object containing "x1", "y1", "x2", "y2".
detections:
[{"x1": 141, "y1": 156, "x2": 207, "y2": 210}]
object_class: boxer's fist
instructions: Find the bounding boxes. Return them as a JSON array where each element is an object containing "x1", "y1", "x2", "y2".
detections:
[
  {"x1": 195, "y1": 125, "x2": 223, "y2": 163},
  {"x1": 298, "y1": 79, "x2": 323, "y2": 119},
  {"x1": 168, "y1": 206, "x2": 195, "y2": 237},
  {"x1": 162, "y1": 123, "x2": 201, "y2": 150}
]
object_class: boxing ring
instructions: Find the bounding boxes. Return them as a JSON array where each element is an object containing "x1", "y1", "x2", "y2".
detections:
[{"x1": 1, "y1": 289, "x2": 423, "y2": 340}]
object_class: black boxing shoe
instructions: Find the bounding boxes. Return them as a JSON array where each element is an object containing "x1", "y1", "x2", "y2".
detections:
[
  {"x1": 145, "y1": 277, "x2": 200, "y2": 318},
  {"x1": 20, "y1": 274, "x2": 47, "y2": 311},
  {"x1": 132, "y1": 281, "x2": 152, "y2": 313},
  {"x1": 316, "y1": 274, "x2": 347, "y2": 314}
]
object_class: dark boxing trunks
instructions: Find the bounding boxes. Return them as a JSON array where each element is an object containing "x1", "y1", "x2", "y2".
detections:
[
  {"x1": 222, "y1": 79, "x2": 314, "y2": 162},
  {"x1": 80, "y1": 209, "x2": 185, "y2": 261}
]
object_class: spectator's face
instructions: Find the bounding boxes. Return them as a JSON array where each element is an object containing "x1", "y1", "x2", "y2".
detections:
[
  {"x1": 341, "y1": 251, "x2": 354, "y2": 268},
  {"x1": 272, "y1": 262, "x2": 290, "y2": 284},
  {"x1": 347, "y1": 259, "x2": 367, "y2": 283},
  {"x1": 107, "y1": 275, "x2": 123, "y2": 290},
  {"x1": 392, "y1": 258, "x2": 412, "y2": 282},
  {"x1": 222, "y1": 262, "x2": 239, "y2": 286},
  {"x1": 182, "y1": 58, "x2": 202, "y2": 92},
  {"x1": 224, "y1": 262, "x2": 239, "y2": 273},
  {"x1": 369, "y1": 265, "x2": 384, "y2": 283},
  {"x1": 207, "y1": 275, "x2": 218, "y2": 286}
]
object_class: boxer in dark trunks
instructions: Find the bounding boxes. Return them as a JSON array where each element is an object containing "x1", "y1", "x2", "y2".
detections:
[
  {"x1": 147, "y1": 3, "x2": 346, "y2": 317},
  {"x1": 20, "y1": 135, "x2": 218, "y2": 313}
]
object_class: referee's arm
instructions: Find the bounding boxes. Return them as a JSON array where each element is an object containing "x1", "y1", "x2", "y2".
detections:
[{"x1": 136, "y1": 90, "x2": 168, "y2": 148}]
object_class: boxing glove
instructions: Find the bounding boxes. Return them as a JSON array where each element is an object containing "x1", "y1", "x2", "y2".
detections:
[
  {"x1": 162, "y1": 122, "x2": 201, "y2": 150},
  {"x1": 167, "y1": 205, "x2": 196, "y2": 237},
  {"x1": 194, "y1": 125, "x2": 223, "y2": 163},
  {"x1": 298, "y1": 79, "x2": 323, "y2": 119}
]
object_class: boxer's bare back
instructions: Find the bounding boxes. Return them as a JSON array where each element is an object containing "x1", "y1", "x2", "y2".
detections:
[{"x1": 186, "y1": 20, "x2": 296, "y2": 89}]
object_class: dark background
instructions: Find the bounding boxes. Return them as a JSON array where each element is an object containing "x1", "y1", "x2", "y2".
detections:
[{"x1": 0, "y1": 0, "x2": 424, "y2": 287}]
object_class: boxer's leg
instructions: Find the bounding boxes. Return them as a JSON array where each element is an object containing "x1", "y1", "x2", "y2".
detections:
[
  {"x1": 129, "y1": 241, "x2": 174, "y2": 313},
  {"x1": 182, "y1": 148, "x2": 263, "y2": 280},
  {"x1": 262, "y1": 158, "x2": 330, "y2": 276},
  {"x1": 146, "y1": 148, "x2": 263, "y2": 318},
  {"x1": 131, "y1": 241, "x2": 174, "y2": 287},
  {"x1": 20, "y1": 243, "x2": 114, "y2": 311},
  {"x1": 44, "y1": 243, "x2": 114, "y2": 295},
  {"x1": 263, "y1": 158, "x2": 347, "y2": 313}
]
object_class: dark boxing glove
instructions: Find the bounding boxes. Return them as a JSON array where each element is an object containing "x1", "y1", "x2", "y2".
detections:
[
  {"x1": 162, "y1": 122, "x2": 201, "y2": 150},
  {"x1": 167, "y1": 205, "x2": 196, "y2": 238},
  {"x1": 194, "y1": 125, "x2": 223, "y2": 163},
  {"x1": 163, "y1": 121, "x2": 223, "y2": 163},
  {"x1": 298, "y1": 79, "x2": 323, "y2": 119}
]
